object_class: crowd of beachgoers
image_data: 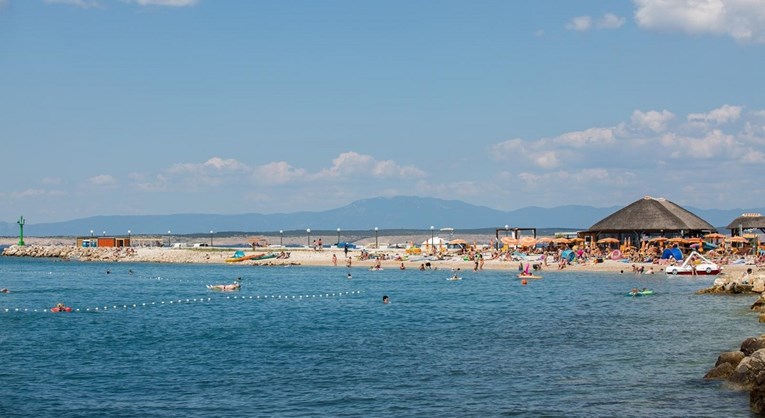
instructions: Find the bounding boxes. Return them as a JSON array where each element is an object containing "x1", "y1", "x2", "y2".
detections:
[{"x1": 2, "y1": 236, "x2": 762, "y2": 276}]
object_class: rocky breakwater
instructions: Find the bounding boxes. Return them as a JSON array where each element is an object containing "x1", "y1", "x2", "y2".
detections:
[
  {"x1": 2, "y1": 245, "x2": 132, "y2": 262},
  {"x1": 705, "y1": 335, "x2": 765, "y2": 413},
  {"x1": 696, "y1": 270, "x2": 764, "y2": 295}
]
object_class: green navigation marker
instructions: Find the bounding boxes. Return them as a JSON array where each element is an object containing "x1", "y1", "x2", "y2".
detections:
[{"x1": 17, "y1": 216, "x2": 25, "y2": 246}]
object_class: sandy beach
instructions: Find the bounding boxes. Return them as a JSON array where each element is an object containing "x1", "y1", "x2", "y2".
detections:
[{"x1": 1, "y1": 242, "x2": 755, "y2": 276}]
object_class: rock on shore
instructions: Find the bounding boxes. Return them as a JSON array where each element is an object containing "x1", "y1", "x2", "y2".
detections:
[
  {"x1": 705, "y1": 335, "x2": 765, "y2": 414},
  {"x1": 696, "y1": 274, "x2": 765, "y2": 295},
  {"x1": 0, "y1": 245, "x2": 300, "y2": 266}
]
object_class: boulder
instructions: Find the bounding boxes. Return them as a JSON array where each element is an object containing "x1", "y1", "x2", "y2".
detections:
[
  {"x1": 716, "y1": 350, "x2": 746, "y2": 368},
  {"x1": 705, "y1": 362, "x2": 736, "y2": 380},
  {"x1": 742, "y1": 338, "x2": 765, "y2": 356},
  {"x1": 730, "y1": 357, "x2": 756, "y2": 388},
  {"x1": 731, "y1": 349, "x2": 765, "y2": 389},
  {"x1": 753, "y1": 298, "x2": 765, "y2": 312},
  {"x1": 714, "y1": 277, "x2": 729, "y2": 288},
  {"x1": 754, "y1": 277, "x2": 765, "y2": 293}
]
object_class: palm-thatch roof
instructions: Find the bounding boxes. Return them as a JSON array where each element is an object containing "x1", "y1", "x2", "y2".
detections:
[
  {"x1": 726, "y1": 213, "x2": 765, "y2": 231},
  {"x1": 588, "y1": 196, "x2": 715, "y2": 232}
]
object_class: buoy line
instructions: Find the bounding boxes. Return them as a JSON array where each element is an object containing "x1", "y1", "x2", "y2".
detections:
[{"x1": 0, "y1": 290, "x2": 362, "y2": 314}]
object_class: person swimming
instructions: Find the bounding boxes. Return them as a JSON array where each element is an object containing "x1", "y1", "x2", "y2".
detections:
[{"x1": 382, "y1": 295, "x2": 389, "y2": 304}]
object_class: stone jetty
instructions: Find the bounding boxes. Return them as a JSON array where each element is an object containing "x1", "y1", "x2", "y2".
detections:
[{"x1": 705, "y1": 335, "x2": 765, "y2": 414}]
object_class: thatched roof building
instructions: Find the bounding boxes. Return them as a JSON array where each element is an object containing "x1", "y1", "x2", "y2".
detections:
[
  {"x1": 726, "y1": 213, "x2": 765, "y2": 234},
  {"x1": 587, "y1": 196, "x2": 715, "y2": 235}
]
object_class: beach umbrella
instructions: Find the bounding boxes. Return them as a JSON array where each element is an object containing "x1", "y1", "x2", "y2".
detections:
[
  {"x1": 501, "y1": 237, "x2": 518, "y2": 245},
  {"x1": 684, "y1": 237, "x2": 703, "y2": 244},
  {"x1": 449, "y1": 239, "x2": 467, "y2": 245},
  {"x1": 596, "y1": 238, "x2": 619, "y2": 244},
  {"x1": 519, "y1": 237, "x2": 537, "y2": 247},
  {"x1": 553, "y1": 238, "x2": 570, "y2": 244},
  {"x1": 537, "y1": 237, "x2": 554, "y2": 244},
  {"x1": 668, "y1": 237, "x2": 685, "y2": 243},
  {"x1": 727, "y1": 236, "x2": 748, "y2": 243},
  {"x1": 704, "y1": 233, "x2": 725, "y2": 240},
  {"x1": 649, "y1": 237, "x2": 668, "y2": 242}
]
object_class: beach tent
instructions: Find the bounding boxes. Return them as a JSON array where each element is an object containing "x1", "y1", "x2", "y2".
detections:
[
  {"x1": 660, "y1": 248, "x2": 683, "y2": 260},
  {"x1": 561, "y1": 249, "x2": 575, "y2": 262},
  {"x1": 231, "y1": 250, "x2": 245, "y2": 259},
  {"x1": 422, "y1": 237, "x2": 447, "y2": 246}
]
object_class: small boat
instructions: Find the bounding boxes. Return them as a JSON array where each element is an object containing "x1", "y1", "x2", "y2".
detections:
[
  {"x1": 226, "y1": 252, "x2": 265, "y2": 263},
  {"x1": 627, "y1": 289, "x2": 654, "y2": 297},
  {"x1": 207, "y1": 283, "x2": 241, "y2": 292},
  {"x1": 665, "y1": 251, "x2": 722, "y2": 276}
]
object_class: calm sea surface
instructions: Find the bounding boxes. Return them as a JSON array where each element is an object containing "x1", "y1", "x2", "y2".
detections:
[{"x1": 0, "y1": 255, "x2": 760, "y2": 417}]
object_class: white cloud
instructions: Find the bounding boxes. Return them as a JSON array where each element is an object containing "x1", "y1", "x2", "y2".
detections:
[
  {"x1": 597, "y1": 13, "x2": 626, "y2": 29},
  {"x1": 168, "y1": 157, "x2": 250, "y2": 175},
  {"x1": 687, "y1": 104, "x2": 743, "y2": 124},
  {"x1": 631, "y1": 109, "x2": 675, "y2": 132},
  {"x1": 740, "y1": 149, "x2": 765, "y2": 164},
  {"x1": 88, "y1": 174, "x2": 118, "y2": 187},
  {"x1": 566, "y1": 13, "x2": 625, "y2": 31},
  {"x1": 315, "y1": 151, "x2": 425, "y2": 180},
  {"x1": 125, "y1": 0, "x2": 197, "y2": 6},
  {"x1": 254, "y1": 161, "x2": 306, "y2": 185},
  {"x1": 11, "y1": 189, "x2": 47, "y2": 198},
  {"x1": 44, "y1": 0, "x2": 102, "y2": 8},
  {"x1": 533, "y1": 151, "x2": 559, "y2": 169},
  {"x1": 552, "y1": 127, "x2": 615, "y2": 147},
  {"x1": 565, "y1": 16, "x2": 592, "y2": 31},
  {"x1": 662, "y1": 129, "x2": 736, "y2": 158},
  {"x1": 634, "y1": 0, "x2": 765, "y2": 43}
]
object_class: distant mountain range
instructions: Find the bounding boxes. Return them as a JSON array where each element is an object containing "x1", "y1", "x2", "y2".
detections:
[{"x1": 0, "y1": 196, "x2": 761, "y2": 237}]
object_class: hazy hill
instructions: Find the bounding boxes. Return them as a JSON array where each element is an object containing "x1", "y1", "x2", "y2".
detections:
[{"x1": 0, "y1": 196, "x2": 761, "y2": 236}]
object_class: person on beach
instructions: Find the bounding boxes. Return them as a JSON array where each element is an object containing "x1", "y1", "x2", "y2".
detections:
[
  {"x1": 742, "y1": 268, "x2": 753, "y2": 284},
  {"x1": 400, "y1": 262, "x2": 406, "y2": 270},
  {"x1": 344, "y1": 244, "x2": 349, "y2": 257},
  {"x1": 346, "y1": 257, "x2": 352, "y2": 268},
  {"x1": 332, "y1": 254, "x2": 337, "y2": 266},
  {"x1": 419, "y1": 263, "x2": 425, "y2": 271}
]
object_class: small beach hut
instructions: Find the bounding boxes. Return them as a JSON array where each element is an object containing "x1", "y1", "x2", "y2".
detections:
[{"x1": 726, "y1": 213, "x2": 765, "y2": 235}]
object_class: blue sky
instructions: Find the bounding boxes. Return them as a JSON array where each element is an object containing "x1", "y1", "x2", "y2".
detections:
[{"x1": 2, "y1": 0, "x2": 765, "y2": 223}]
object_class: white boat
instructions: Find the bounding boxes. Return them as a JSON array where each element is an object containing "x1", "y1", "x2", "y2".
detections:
[{"x1": 665, "y1": 251, "x2": 722, "y2": 276}]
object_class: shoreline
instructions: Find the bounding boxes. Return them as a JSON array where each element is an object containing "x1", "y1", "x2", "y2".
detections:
[{"x1": 1, "y1": 244, "x2": 755, "y2": 276}]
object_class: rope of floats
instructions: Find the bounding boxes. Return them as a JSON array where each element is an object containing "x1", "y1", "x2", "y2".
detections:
[{"x1": 0, "y1": 290, "x2": 362, "y2": 314}]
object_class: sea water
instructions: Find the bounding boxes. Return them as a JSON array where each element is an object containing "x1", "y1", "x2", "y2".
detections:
[{"x1": 0, "y1": 256, "x2": 760, "y2": 417}]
